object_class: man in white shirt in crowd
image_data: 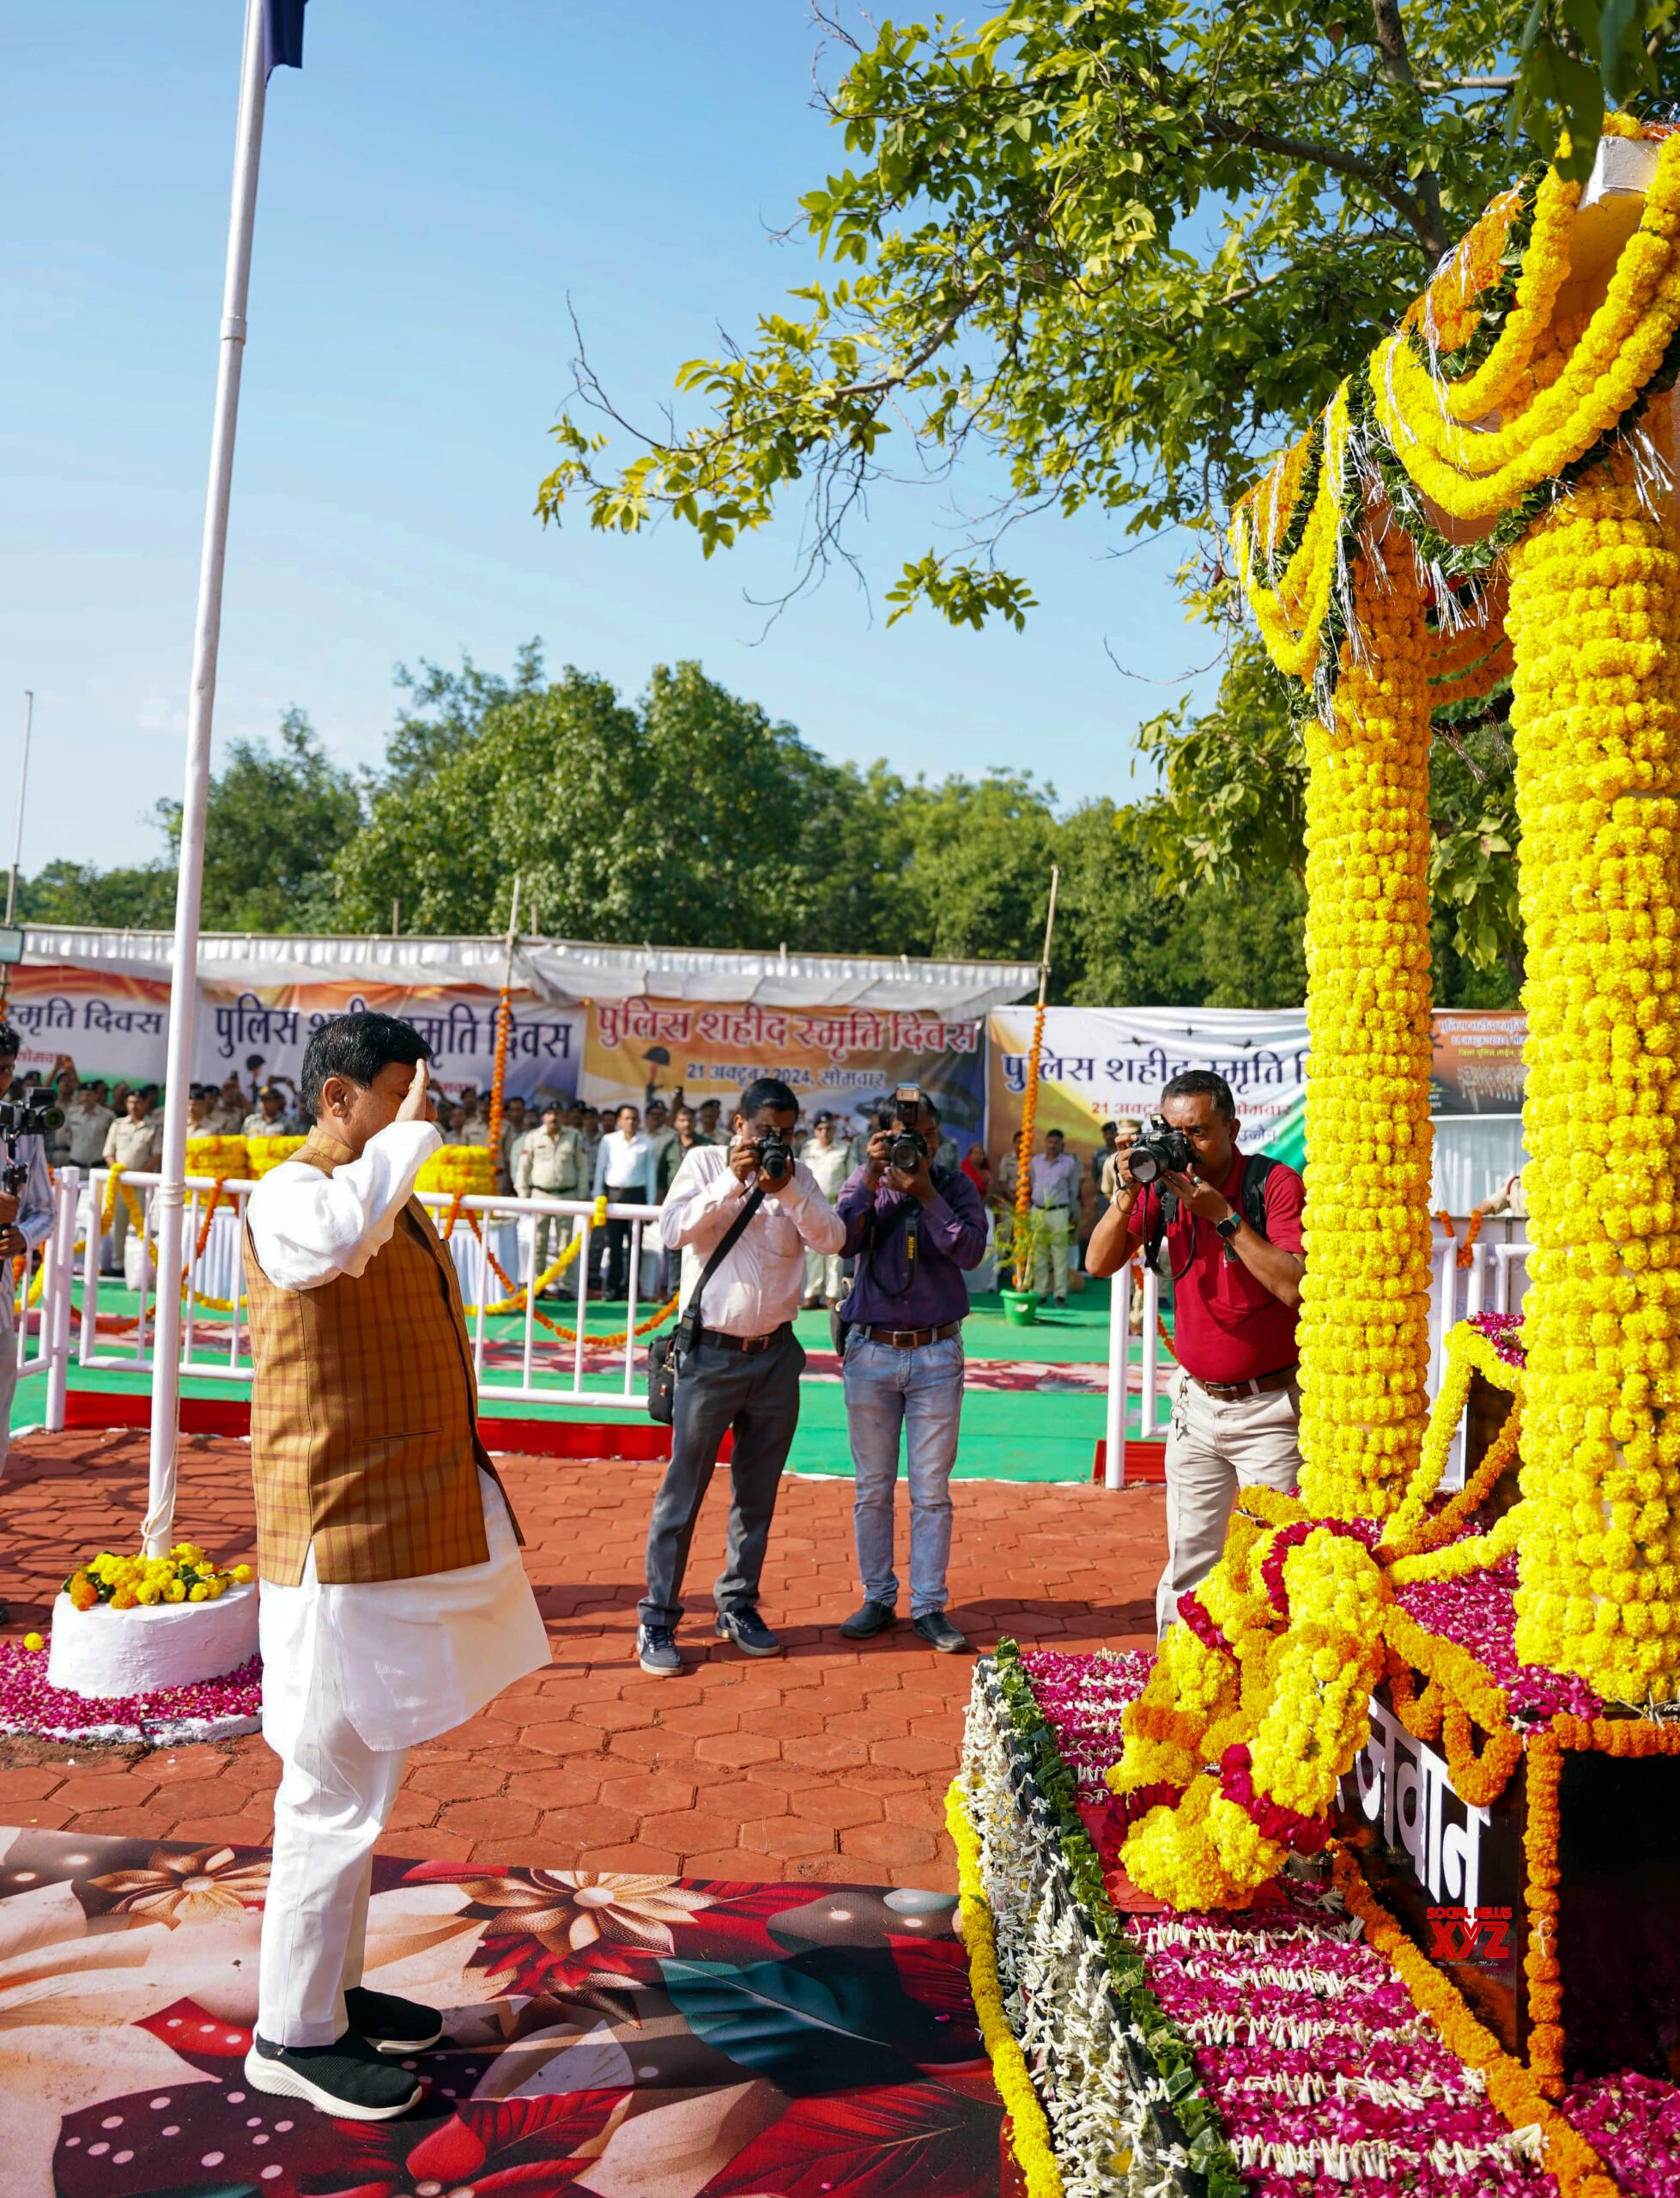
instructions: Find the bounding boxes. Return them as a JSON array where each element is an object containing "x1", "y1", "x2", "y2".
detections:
[
  {"x1": 1030, "y1": 1126, "x2": 1084, "y2": 1306},
  {"x1": 799, "y1": 1112, "x2": 851, "y2": 1308},
  {"x1": 638, "y1": 1076, "x2": 845, "y2": 1674},
  {"x1": 240, "y1": 1011, "x2": 548, "y2": 2122},
  {"x1": 101, "y1": 1084, "x2": 163, "y2": 1274},
  {"x1": 594, "y1": 1102, "x2": 658, "y2": 1299},
  {"x1": 244, "y1": 1084, "x2": 300, "y2": 1138},
  {"x1": 64, "y1": 1079, "x2": 116, "y2": 1171}
]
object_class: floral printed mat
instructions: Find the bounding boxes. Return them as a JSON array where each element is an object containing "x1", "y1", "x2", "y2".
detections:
[{"x1": 0, "y1": 1825, "x2": 1003, "y2": 2198}]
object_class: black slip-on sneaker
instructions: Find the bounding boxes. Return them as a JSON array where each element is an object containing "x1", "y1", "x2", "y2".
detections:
[
  {"x1": 345, "y1": 1984, "x2": 445, "y2": 2055},
  {"x1": 245, "y1": 2031, "x2": 422, "y2": 2120}
]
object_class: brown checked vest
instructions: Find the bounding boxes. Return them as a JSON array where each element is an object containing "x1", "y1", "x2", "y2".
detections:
[{"x1": 243, "y1": 1127, "x2": 522, "y2": 1587}]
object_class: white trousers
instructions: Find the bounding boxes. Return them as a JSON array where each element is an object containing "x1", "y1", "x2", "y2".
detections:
[
  {"x1": 258, "y1": 1624, "x2": 408, "y2": 2048},
  {"x1": 1157, "y1": 1366, "x2": 1302, "y2": 1640},
  {"x1": 804, "y1": 1247, "x2": 843, "y2": 1302}
]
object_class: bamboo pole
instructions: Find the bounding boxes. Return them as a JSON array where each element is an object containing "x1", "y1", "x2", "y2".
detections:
[{"x1": 1010, "y1": 865, "x2": 1059, "y2": 1288}]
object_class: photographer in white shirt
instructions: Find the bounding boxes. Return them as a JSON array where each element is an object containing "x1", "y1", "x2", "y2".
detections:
[{"x1": 635, "y1": 1077, "x2": 844, "y2": 1675}]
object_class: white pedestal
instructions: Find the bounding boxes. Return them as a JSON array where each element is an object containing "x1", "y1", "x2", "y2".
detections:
[{"x1": 46, "y1": 1580, "x2": 258, "y2": 1700}]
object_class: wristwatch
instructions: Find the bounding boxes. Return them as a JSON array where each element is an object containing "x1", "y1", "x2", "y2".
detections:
[{"x1": 1213, "y1": 1208, "x2": 1241, "y2": 1242}]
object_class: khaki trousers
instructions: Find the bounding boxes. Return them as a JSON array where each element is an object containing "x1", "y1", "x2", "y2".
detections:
[
  {"x1": 1033, "y1": 1207, "x2": 1072, "y2": 1298},
  {"x1": 1157, "y1": 1365, "x2": 1302, "y2": 1640}
]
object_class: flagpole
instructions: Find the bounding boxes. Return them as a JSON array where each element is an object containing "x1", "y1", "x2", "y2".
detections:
[{"x1": 143, "y1": 0, "x2": 270, "y2": 1555}]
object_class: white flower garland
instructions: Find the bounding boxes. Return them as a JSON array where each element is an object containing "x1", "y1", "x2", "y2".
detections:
[{"x1": 960, "y1": 1666, "x2": 1201, "y2": 2197}]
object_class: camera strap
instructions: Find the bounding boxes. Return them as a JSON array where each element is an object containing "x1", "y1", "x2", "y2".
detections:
[
  {"x1": 1143, "y1": 1157, "x2": 1277, "y2": 1277},
  {"x1": 675, "y1": 1183, "x2": 767, "y2": 1351}
]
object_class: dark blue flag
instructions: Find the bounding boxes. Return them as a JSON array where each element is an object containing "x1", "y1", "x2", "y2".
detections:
[{"x1": 263, "y1": 0, "x2": 307, "y2": 76}]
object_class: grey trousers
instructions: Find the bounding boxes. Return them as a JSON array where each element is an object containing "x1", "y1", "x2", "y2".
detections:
[{"x1": 639, "y1": 1326, "x2": 804, "y2": 1630}]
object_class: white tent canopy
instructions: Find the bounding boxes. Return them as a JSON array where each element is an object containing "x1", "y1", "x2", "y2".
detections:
[{"x1": 18, "y1": 926, "x2": 1040, "y2": 1015}]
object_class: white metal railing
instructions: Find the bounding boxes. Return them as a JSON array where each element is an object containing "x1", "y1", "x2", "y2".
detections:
[
  {"x1": 1101, "y1": 1213, "x2": 1530, "y2": 1491},
  {"x1": 76, "y1": 1169, "x2": 668, "y2": 1413},
  {"x1": 3, "y1": 1165, "x2": 81, "y2": 1431}
]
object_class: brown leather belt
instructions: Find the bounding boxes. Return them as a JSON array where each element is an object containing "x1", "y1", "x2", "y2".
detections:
[
  {"x1": 1189, "y1": 1364, "x2": 1299, "y2": 1401},
  {"x1": 709, "y1": 1322, "x2": 791, "y2": 1355},
  {"x1": 863, "y1": 1320, "x2": 963, "y2": 1349}
]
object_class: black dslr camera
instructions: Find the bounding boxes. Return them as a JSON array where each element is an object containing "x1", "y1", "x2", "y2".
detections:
[
  {"x1": 0, "y1": 1087, "x2": 63, "y2": 1195},
  {"x1": 1126, "y1": 1113, "x2": 1193, "y2": 1186},
  {"x1": 755, "y1": 1130, "x2": 793, "y2": 1187},
  {"x1": 889, "y1": 1084, "x2": 930, "y2": 1172}
]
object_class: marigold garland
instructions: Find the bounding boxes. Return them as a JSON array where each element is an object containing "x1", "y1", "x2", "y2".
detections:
[
  {"x1": 1231, "y1": 381, "x2": 1354, "y2": 683},
  {"x1": 1296, "y1": 559, "x2": 1435, "y2": 1521},
  {"x1": 1372, "y1": 133, "x2": 1680, "y2": 519},
  {"x1": 1525, "y1": 1726, "x2": 1566, "y2": 2098},
  {"x1": 944, "y1": 1778, "x2": 1066, "y2": 2198},
  {"x1": 1507, "y1": 475, "x2": 1680, "y2": 1702},
  {"x1": 1010, "y1": 998, "x2": 1046, "y2": 1289},
  {"x1": 1383, "y1": 1318, "x2": 1525, "y2": 1555},
  {"x1": 1330, "y1": 1848, "x2": 1621, "y2": 2197}
]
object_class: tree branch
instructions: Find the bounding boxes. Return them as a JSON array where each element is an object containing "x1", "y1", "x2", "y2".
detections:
[
  {"x1": 1204, "y1": 114, "x2": 1445, "y2": 256},
  {"x1": 1368, "y1": 0, "x2": 1446, "y2": 255}
]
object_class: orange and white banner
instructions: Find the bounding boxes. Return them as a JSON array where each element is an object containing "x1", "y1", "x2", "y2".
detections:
[
  {"x1": 582, "y1": 996, "x2": 986, "y2": 1146},
  {"x1": 192, "y1": 982, "x2": 583, "y2": 1104}
]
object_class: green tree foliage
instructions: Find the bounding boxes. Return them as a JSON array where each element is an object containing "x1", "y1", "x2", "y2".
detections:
[
  {"x1": 331, "y1": 652, "x2": 1307, "y2": 1004},
  {"x1": 1130, "y1": 640, "x2": 1522, "y2": 988},
  {"x1": 20, "y1": 709, "x2": 361, "y2": 935},
  {"x1": 18, "y1": 858, "x2": 176, "y2": 930},
  {"x1": 333, "y1": 661, "x2": 885, "y2": 946},
  {"x1": 538, "y1": 1, "x2": 1680, "y2": 627}
]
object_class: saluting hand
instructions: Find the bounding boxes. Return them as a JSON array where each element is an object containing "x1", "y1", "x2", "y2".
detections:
[{"x1": 397, "y1": 1061, "x2": 432, "y2": 1125}]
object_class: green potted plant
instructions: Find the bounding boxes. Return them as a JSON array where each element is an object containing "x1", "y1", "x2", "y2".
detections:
[{"x1": 996, "y1": 1206, "x2": 1049, "y2": 1327}]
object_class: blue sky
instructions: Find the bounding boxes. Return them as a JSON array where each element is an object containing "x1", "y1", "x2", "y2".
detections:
[{"x1": 5, "y1": 2, "x2": 1216, "y2": 875}]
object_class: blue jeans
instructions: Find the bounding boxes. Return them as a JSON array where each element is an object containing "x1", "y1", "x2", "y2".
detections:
[{"x1": 842, "y1": 1331, "x2": 964, "y2": 1617}]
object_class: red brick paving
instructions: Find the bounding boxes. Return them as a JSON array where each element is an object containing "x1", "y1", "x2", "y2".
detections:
[{"x1": 0, "y1": 1428, "x2": 1163, "y2": 1888}]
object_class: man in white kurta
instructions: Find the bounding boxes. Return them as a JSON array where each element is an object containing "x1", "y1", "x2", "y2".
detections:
[{"x1": 242, "y1": 1017, "x2": 549, "y2": 2122}]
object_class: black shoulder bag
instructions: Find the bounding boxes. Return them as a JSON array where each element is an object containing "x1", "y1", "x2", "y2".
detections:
[{"x1": 646, "y1": 1185, "x2": 765, "y2": 1424}]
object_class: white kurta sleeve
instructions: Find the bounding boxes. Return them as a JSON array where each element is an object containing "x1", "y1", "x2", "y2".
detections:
[{"x1": 247, "y1": 1121, "x2": 442, "y2": 1290}]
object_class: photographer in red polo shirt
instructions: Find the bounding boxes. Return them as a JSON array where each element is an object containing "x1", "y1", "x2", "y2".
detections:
[{"x1": 1086, "y1": 1069, "x2": 1305, "y2": 1639}]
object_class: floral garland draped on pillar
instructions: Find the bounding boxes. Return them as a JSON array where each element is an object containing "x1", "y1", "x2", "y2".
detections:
[
  {"x1": 1507, "y1": 471, "x2": 1680, "y2": 1703},
  {"x1": 1297, "y1": 563, "x2": 1437, "y2": 1521}
]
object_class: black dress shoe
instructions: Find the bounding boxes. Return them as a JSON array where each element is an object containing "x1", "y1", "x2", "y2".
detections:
[
  {"x1": 715, "y1": 1606, "x2": 783, "y2": 1657},
  {"x1": 840, "y1": 1600, "x2": 897, "y2": 1639},
  {"x1": 345, "y1": 1984, "x2": 445, "y2": 2054},
  {"x1": 245, "y1": 2031, "x2": 422, "y2": 2120},
  {"x1": 913, "y1": 1610, "x2": 972, "y2": 1654}
]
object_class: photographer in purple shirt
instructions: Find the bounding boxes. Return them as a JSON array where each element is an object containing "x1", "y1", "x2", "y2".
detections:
[{"x1": 833, "y1": 1089, "x2": 986, "y2": 1654}]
